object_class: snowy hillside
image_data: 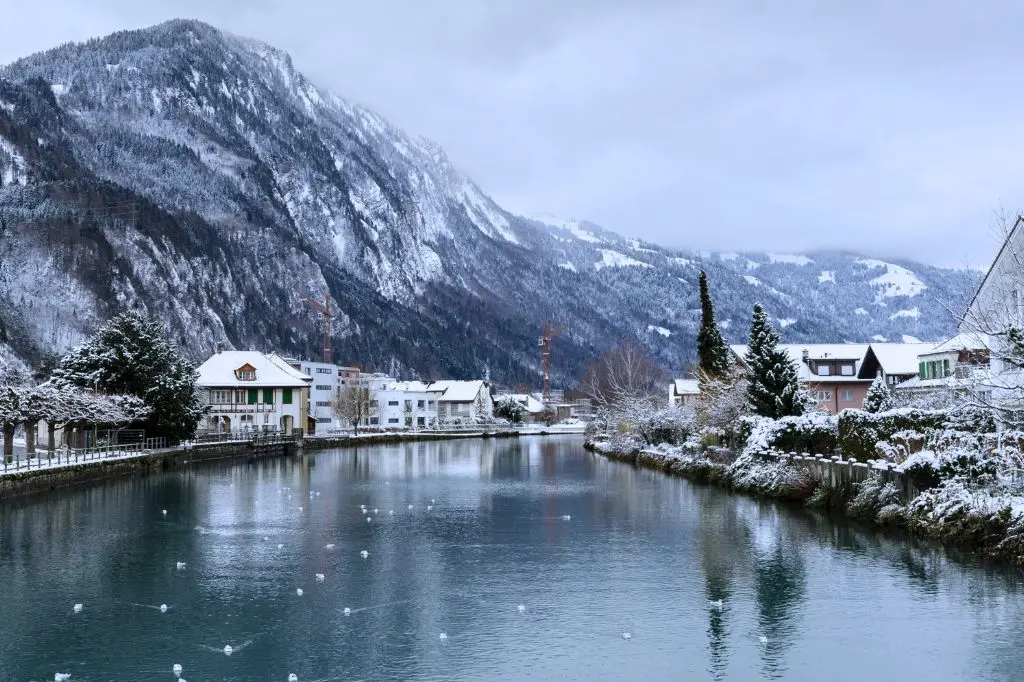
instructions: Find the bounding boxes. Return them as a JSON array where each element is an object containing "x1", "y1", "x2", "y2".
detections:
[{"x1": 0, "y1": 20, "x2": 978, "y2": 384}]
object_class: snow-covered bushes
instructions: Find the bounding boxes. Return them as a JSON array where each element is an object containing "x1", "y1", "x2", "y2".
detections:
[
  {"x1": 847, "y1": 474, "x2": 906, "y2": 522},
  {"x1": 727, "y1": 452, "x2": 819, "y2": 501},
  {"x1": 837, "y1": 408, "x2": 948, "y2": 461},
  {"x1": 742, "y1": 413, "x2": 838, "y2": 456},
  {"x1": 898, "y1": 451, "x2": 941, "y2": 491}
]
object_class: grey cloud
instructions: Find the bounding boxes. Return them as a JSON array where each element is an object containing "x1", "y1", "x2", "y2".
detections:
[{"x1": 2, "y1": 0, "x2": 1022, "y2": 266}]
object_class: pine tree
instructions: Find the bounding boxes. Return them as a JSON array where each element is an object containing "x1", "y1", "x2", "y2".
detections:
[
  {"x1": 862, "y1": 374, "x2": 896, "y2": 413},
  {"x1": 744, "y1": 303, "x2": 804, "y2": 419},
  {"x1": 52, "y1": 311, "x2": 205, "y2": 442},
  {"x1": 697, "y1": 271, "x2": 731, "y2": 378}
]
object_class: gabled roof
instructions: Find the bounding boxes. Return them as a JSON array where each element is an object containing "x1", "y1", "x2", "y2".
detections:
[
  {"x1": 927, "y1": 332, "x2": 991, "y2": 355},
  {"x1": 428, "y1": 380, "x2": 487, "y2": 402},
  {"x1": 384, "y1": 380, "x2": 446, "y2": 394},
  {"x1": 672, "y1": 379, "x2": 700, "y2": 395},
  {"x1": 864, "y1": 343, "x2": 935, "y2": 376},
  {"x1": 197, "y1": 351, "x2": 311, "y2": 388},
  {"x1": 495, "y1": 393, "x2": 545, "y2": 413},
  {"x1": 963, "y1": 215, "x2": 1024, "y2": 323},
  {"x1": 730, "y1": 343, "x2": 871, "y2": 383}
]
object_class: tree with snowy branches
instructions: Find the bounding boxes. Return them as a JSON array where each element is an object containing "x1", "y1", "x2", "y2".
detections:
[
  {"x1": 51, "y1": 311, "x2": 204, "y2": 442},
  {"x1": 744, "y1": 303, "x2": 804, "y2": 419},
  {"x1": 494, "y1": 396, "x2": 527, "y2": 424},
  {"x1": 862, "y1": 374, "x2": 896, "y2": 414},
  {"x1": 697, "y1": 271, "x2": 731, "y2": 379}
]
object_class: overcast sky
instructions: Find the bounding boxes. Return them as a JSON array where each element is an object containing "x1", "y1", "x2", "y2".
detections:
[{"x1": 2, "y1": 1, "x2": 1022, "y2": 268}]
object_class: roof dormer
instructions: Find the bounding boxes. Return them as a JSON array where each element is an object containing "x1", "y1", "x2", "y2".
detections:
[{"x1": 235, "y1": 363, "x2": 257, "y2": 381}]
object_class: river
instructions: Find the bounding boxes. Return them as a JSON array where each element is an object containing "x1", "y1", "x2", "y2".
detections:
[{"x1": 0, "y1": 435, "x2": 1022, "y2": 681}]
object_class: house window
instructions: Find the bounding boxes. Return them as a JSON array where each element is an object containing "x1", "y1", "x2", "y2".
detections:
[
  {"x1": 263, "y1": 388, "x2": 273, "y2": 404},
  {"x1": 247, "y1": 389, "x2": 258, "y2": 405},
  {"x1": 417, "y1": 417, "x2": 425, "y2": 426},
  {"x1": 814, "y1": 391, "x2": 832, "y2": 402},
  {"x1": 404, "y1": 400, "x2": 412, "y2": 411},
  {"x1": 817, "y1": 364, "x2": 831, "y2": 376},
  {"x1": 417, "y1": 400, "x2": 425, "y2": 409},
  {"x1": 388, "y1": 418, "x2": 400, "y2": 424},
  {"x1": 840, "y1": 364, "x2": 854, "y2": 376},
  {"x1": 316, "y1": 384, "x2": 331, "y2": 391},
  {"x1": 234, "y1": 390, "x2": 246, "y2": 403},
  {"x1": 427, "y1": 401, "x2": 435, "y2": 409},
  {"x1": 234, "y1": 365, "x2": 257, "y2": 381},
  {"x1": 282, "y1": 389, "x2": 293, "y2": 405},
  {"x1": 370, "y1": 417, "x2": 379, "y2": 425},
  {"x1": 943, "y1": 359, "x2": 950, "y2": 377},
  {"x1": 212, "y1": 389, "x2": 231, "y2": 404},
  {"x1": 388, "y1": 400, "x2": 399, "y2": 406},
  {"x1": 316, "y1": 367, "x2": 333, "y2": 374},
  {"x1": 840, "y1": 390, "x2": 854, "y2": 402},
  {"x1": 316, "y1": 417, "x2": 332, "y2": 423},
  {"x1": 316, "y1": 401, "x2": 331, "y2": 407}
]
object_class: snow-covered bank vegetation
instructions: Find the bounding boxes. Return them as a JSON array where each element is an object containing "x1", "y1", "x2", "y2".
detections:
[{"x1": 586, "y1": 272, "x2": 1024, "y2": 567}]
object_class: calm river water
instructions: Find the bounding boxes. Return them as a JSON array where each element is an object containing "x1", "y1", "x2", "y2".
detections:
[{"x1": 1, "y1": 435, "x2": 1023, "y2": 681}]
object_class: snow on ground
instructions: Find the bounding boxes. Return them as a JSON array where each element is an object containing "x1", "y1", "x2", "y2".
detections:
[
  {"x1": 902, "y1": 334, "x2": 922, "y2": 343},
  {"x1": 720, "y1": 319, "x2": 732, "y2": 329},
  {"x1": 0, "y1": 448, "x2": 150, "y2": 478},
  {"x1": 532, "y1": 214, "x2": 604, "y2": 243},
  {"x1": 767, "y1": 253, "x2": 813, "y2": 265},
  {"x1": 818, "y1": 270, "x2": 835, "y2": 284},
  {"x1": 672, "y1": 257, "x2": 694, "y2": 267},
  {"x1": 854, "y1": 307, "x2": 869, "y2": 315},
  {"x1": 889, "y1": 307, "x2": 921, "y2": 320},
  {"x1": 717, "y1": 252, "x2": 739, "y2": 261},
  {"x1": 647, "y1": 325, "x2": 671, "y2": 338},
  {"x1": 745, "y1": 259, "x2": 760, "y2": 270},
  {"x1": 558, "y1": 262, "x2": 577, "y2": 272},
  {"x1": 594, "y1": 249, "x2": 652, "y2": 270},
  {"x1": 872, "y1": 334, "x2": 888, "y2": 342},
  {"x1": 856, "y1": 258, "x2": 926, "y2": 299},
  {"x1": 743, "y1": 275, "x2": 761, "y2": 286},
  {"x1": 778, "y1": 318, "x2": 797, "y2": 328},
  {"x1": 0, "y1": 135, "x2": 28, "y2": 186}
]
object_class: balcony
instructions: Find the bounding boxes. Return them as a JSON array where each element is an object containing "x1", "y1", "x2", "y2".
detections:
[{"x1": 205, "y1": 403, "x2": 278, "y2": 413}]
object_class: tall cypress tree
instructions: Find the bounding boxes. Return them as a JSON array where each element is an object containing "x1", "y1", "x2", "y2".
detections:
[
  {"x1": 745, "y1": 303, "x2": 804, "y2": 419},
  {"x1": 697, "y1": 271, "x2": 731, "y2": 378}
]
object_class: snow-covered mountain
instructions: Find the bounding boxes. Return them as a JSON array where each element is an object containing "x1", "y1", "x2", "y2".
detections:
[{"x1": 0, "y1": 20, "x2": 979, "y2": 384}]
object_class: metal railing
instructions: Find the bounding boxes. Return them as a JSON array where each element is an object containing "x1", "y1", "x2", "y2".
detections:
[{"x1": 2, "y1": 436, "x2": 169, "y2": 473}]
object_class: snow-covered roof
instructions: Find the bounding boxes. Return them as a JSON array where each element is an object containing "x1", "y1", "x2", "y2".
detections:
[
  {"x1": 197, "y1": 351, "x2": 312, "y2": 388},
  {"x1": 730, "y1": 343, "x2": 871, "y2": 383},
  {"x1": 866, "y1": 343, "x2": 935, "y2": 375},
  {"x1": 383, "y1": 380, "x2": 446, "y2": 394},
  {"x1": 495, "y1": 393, "x2": 545, "y2": 413},
  {"x1": 427, "y1": 380, "x2": 487, "y2": 402},
  {"x1": 672, "y1": 379, "x2": 700, "y2": 395},
  {"x1": 927, "y1": 333, "x2": 991, "y2": 355}
]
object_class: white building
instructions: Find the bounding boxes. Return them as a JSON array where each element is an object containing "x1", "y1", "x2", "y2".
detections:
[
  {"x1": 430, "y1": 380, "x2": 493, "y2": 423},
  {"x1": 196, "y1": 350, "x2": 311, "y2": 434},
  {"x1": 284, "y1": 358, "x2": 341, "y2": 434},
  {"x1": 893, "y1": 334, "x2": 992, "y2": 399},
  {"x1": 669, "y1": 379, "x2": 700, "y2": 407},
  {"x1": 374, "y1": 381, "x2": 444, "y2": 429}
]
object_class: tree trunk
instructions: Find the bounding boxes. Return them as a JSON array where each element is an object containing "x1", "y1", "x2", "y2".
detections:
[
  {"x1": 2, "y1": 424, "x2": 14, "y2": 462},
  {"x1": 25, "y1": 420, "x2": 36, "y2": 457},
  {"x1": 48, "y1": 422, "x2": 57, "y2": 455}
]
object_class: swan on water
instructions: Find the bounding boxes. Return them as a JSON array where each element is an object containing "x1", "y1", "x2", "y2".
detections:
[
  {"x1": 162, "y1": 509, "x2": 167, "y2": 516},
  {"x1": 289, "y1": 675, "x2": 298, "y2": 682},
  {"x1": 325, "y1": 543, "x2": 335, "y2": 550},
  {"x1": 708, "y1": 599, "x2": 723, "y2": 609},
  {"x1": 315, "y1": 573, "x2": 325, "y2": 583},
  {"x1": 278, "y1": 543, "x2": 284, "y2": 549},
  {"x1": 759, "y1": 635, "x2": 768, "y2": 645},
  {"x1": 408, "y1": 504, "x2": 413, "y2": 510},
  {"x1": 374, "y1": 508, "x2": 379, "y2": 514},
  {"x1": 439, "y1": 633, "x2": 448, "y2": 641},
  {"x1": 427, "y1": 505, "x2": 432, "y2": 512},
  {"x1": 562, "y1": 515, "x2": 571, "y2": 521},
  {"x1": 431, "y1": 498, "x2": 435, "y2": 504},
  {"x1": 621, "y1": 632, "x2": 632, "y2": 640},
  {"x1": 296, "y1": 588, "x2": 304, "y2": 596},
  {"x1": 366, "y1": 516, "x2": 372, "y2": 522},
  {"x1": 517, "y1": 604, "x2": 525, "y2": 613},
  {"x1": 55, "y1": 674, "x2": 70, "y2": 681},
  {"x1": 262, "y1": 536, "x2": 268, "y2": 542},
  {"x1": 223, "y1": 645, "x2": 233, "y2": 656},
  {"x1": 388, "y1": 510, "x2": 394, "y2": 515},
  {"x1": 298, "y1": 506, "x2": 303, "y2": 512},
  {"x1": 360, "y1": 550, "x2": 369, "y2": 558},
  {"x1": 73, "y1": 603, "x2": 83, "y2": 613},
  {"x1": 160, "y1": 604, "x2": 169, "y2": 613},
  {"x1": 344, "y1": 607, "x2": 351, "y2": 616},
  {"x1": 173, "y1": 663, "x2": 182, "y2": 675},
  {"x1": 176, "y1": 562, "x2": 187, "y2": 570}
]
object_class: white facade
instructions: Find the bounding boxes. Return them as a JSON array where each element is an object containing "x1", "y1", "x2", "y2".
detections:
[
  {"x1": 431, "y1": 380, "x2": 493, "y2": 423},
  {"x1": 374, "y1": 381, "x2": 444, "y2": 429},
  {"x1": 196, "y1": 351, "x2": 311, "y2": 435},
  {"x1": 287, "y1": 359, "x2": 340, "y2": 434}
]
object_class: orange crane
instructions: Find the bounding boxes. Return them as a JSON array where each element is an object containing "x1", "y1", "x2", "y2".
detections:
[
  {"x1": 540, "y1": 323, "x2": 566, "y2": 413},
  {"x1": 301, "y1": 292, "x2": 334, "y2": 364}
]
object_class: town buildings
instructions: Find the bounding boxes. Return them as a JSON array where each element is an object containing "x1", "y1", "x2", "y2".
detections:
[{"x1": 196, "y1": 350, "x2": 311, "y2": 434}]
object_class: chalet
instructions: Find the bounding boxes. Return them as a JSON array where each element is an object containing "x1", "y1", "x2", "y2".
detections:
[
  {"x1": 730, "y1": 344, "x2": 872, "y2": 414},
  {"x1": 893, "y1": 333, "x2": 992, "y2": 398},
  {"x1": 196, "y1": 350, "x2": 311, "y2": 434},
  {"x1": 430, "y1": 380, "x2": 494, "y2": 422},
  {"x1": 858, "y1": 343, "x2": 935, "y2": 388},
  {"x1": 669, "y1": 379, "x2": 700, "y2": 407}
]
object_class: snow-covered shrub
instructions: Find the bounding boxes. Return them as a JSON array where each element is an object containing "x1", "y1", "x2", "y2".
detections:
[
  {"x1": 727, "y1": 452, "x2": 819, "y2": 500},
  {"x1": 838, "y1": 408, "x2": 948, "y2": 461},
  {"x1": 848, "y1": 474, "x2": 905, "y2": 522},
  {"x1": 742, "y1": 413, "x2": 837, "y2": 456},
  {"x1": 632, "y1": 403, "x2": 695, "y2": 446},
  {"x1": 947, "y1": 404, "x2": 998, "y2": 434},
  {"x1": 936, "y1": 448, "x2": 999, "y2": 485},
  {"x1": 874, "y1": 429, "x2": 926, "y2": 462},
  {"x1": 899, "y1": 451, "x2": 941, "y2": 490}
]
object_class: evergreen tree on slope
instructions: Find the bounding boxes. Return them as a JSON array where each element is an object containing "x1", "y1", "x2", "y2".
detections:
[
  {"x1": 52, "y1": 311, "x2": 205, "y2": 442},
  {"x1": 697, "y1": 271, "x2": 732, "y2": 379},
  {"x1": 745, "y1": 303, "x2": 804, "y2": 419},
  {"x1": 862, "y1": 374, "x2": 896, "y2": 413}
]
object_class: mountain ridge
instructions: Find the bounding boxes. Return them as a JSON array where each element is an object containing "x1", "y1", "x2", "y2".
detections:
[{"x1": 0, "y1": 19, "x2": 979, "y2": 384}]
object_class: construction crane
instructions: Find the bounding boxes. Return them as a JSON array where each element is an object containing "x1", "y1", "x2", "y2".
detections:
[
  {"x1": 301, "y1": 292, "x2": 334, "y2": 364},
  {"x1": 539, "y1": 323, "x2": 566, "y2": 413}
]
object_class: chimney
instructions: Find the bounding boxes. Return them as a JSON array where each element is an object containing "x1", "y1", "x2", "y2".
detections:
[
  {"x1": 215, "y1": 342, "x2": 224, "y2": 354},
  {"x1": 801, "y1": 348, "x2": 809, "y2": 361}
]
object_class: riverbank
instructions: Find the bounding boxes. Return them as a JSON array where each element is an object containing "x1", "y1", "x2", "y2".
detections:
[
  {"x1": 586, "y1": 438, "x2": 1024, "y2": 568},
  {"x1": 0, "y1": 429, "x2": 526, "y2": 500}
]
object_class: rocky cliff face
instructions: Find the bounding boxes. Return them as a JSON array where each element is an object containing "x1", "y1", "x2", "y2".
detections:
[{"x1": 0, "y1": 20, "x2": 978, "y2": 383}]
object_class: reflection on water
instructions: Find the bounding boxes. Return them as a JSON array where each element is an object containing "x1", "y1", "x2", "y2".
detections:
[{"x1": 0, "y1": 435, "x2": 1022, "y2": 681}]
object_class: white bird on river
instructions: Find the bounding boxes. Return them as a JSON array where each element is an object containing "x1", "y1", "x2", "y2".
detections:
[
  {"x1": 325, "y1": 543, "x2": 335, "y2": 550},
  {"x1": 759, "y1": 635, "x2": 769, "y2": 645},
  {"x1": 296, "y1": 588, "x2": 304, "y2": 597},
  {"x1": 517, "y1": 604, "x2": 525, "y2": 613},
  {"x1": 54, "y1": 674, "x2": 70, "y2": 681},
  {"x1": 431, "y1": 498, "x2": 435, "y2": 504},
  {"x1": 343, "y1": 607, "x2": 351, "y2": 616},
  {"x1": 162, "y1": 509, "x2": 167, "y2": 516},
  {"x1": 373, "y1": 508, "x2": 378, "y2": 514},
  {"x1": 366, "y1": 516, "x2": 372, "y2": 522},
  {"x1": 223, "y1": 645, "x2": 233, "y2": 656},
  {"x1": 160, "y1": 604, "x2": 169, "y2": 613},
  {"x1": 289, "y1": 675, "x2": 298, "y2": 682},
  {"x1": 360, "y1": 550, "x2": 369, "y2": 558},
  {"x1": 427, "y1": 505, "x2": 432, "y2": 512},
  {"x1": 277, "y1": 543, "x2": 284, "y2": 549},
  {"x1": 562, "y1": 515, "x2": 571, "y2": 521},
  {"x1": 388, "y1": 510, "x2": 394, "y2": 515},
  {"x1": 621, "y1": 632, "x2": 632, "y2": 640},
  {"x1": 315, "y1": 573, "x2": 325, "y2": 583},
  {"x1": 173, "y1": 663, "x2": 182, "y2": 676},
  {"x1": 72, "y1": 603, "x2": 83, "y2": 613},
  {"x1": 708, "y1": 599, "x2": 723, "y2": 610},
  {"x1": 408, "y1": 504, "x2": 413, "y2": 510},
  {"x1": 176, "y1": 561, "x2": 187, "y2": 570},
  {"x1": 439, "y1": 633, "x2": 448, "y2": 641}
]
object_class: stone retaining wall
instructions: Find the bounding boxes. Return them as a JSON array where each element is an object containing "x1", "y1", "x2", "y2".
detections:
[{"x1": 753, "y1": 451, "x2": 924, "y2": 500}]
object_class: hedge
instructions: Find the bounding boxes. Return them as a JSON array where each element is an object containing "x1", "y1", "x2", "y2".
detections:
[{"x1": 837, "y1": 408, "x2": 948, "y2": 460}]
